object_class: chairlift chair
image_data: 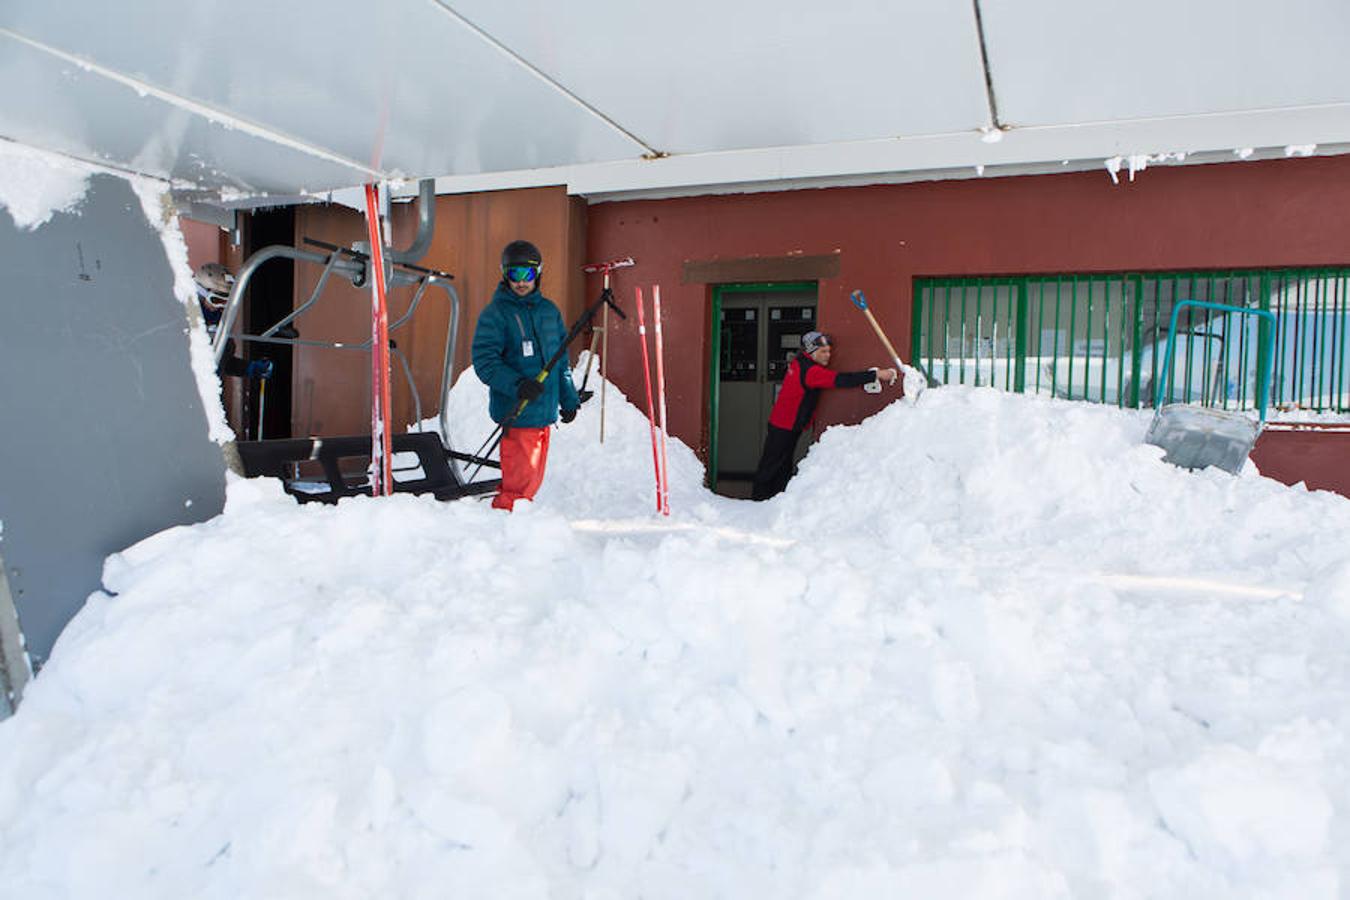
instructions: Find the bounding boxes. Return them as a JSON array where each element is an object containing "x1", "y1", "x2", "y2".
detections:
[{"x1": 209, "y1": 181, "x2": 500, "y2": 503}]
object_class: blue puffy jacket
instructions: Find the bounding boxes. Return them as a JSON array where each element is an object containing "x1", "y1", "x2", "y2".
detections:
[{"x1": 471, "y1": 282, "x2": 580, "y2": 427}]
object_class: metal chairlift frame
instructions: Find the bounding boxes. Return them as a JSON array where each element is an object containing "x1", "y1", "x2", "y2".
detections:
[{"x1": 208, "y1": 180, "x2": 498, "y2": 502}]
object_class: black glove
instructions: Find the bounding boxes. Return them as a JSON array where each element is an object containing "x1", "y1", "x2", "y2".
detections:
[
  {"x1": 560, "y1": 407, "x2": 578, "y2": 424},
  {"x1": 578, "y1": 389, "x2": 594, "y2": 405},
  {"x1": 515, "y1": 377, "x2": 544, "y2": 402}
]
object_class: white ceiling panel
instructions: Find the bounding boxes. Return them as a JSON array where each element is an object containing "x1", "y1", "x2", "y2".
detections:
[
  {"x1": 443, "y1": 0, "x2": 993, "y2": 153},
  {"x1": 0, "y1": 35, "x2": 375, "y2": 195},
  {"x1": 0, "y1": 0, "x2": 640, "y2": 188},
  {"x1": 981, "y1": 0, "x2": 1350, "y2": 127},
  {"x1": 1, "y1": 0, "x2": 1347, "y2": 203}
]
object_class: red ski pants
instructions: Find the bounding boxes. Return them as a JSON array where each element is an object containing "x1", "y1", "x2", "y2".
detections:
[{"x1": 492, "y1": 425, "x2": 550, "y2": 511}]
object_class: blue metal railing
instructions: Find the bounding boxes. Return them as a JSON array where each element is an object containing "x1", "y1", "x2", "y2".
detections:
[{"x1": 1154, "y1": 300, "x2": 1277, "y2": 423}]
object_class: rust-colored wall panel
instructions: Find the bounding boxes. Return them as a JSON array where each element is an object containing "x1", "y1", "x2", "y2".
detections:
[
  {"x1": 1251, "y1": 424, "x2": 1350, "y2": 499},
  {"x1": 565, "y1": 195, "x2": 588, "y2": 326},
  {"x1": 587, "y1": 156, "x2": 1350, "y2": 459},
  {"x1": 415, "y1": 186, "x2": 586, "y2": 389},
  {"x1": 180, "y1": 217, "x2": 225, "y2": 273},
  {"x1": 290, "y1": 186, "x2": 584, "y2": 440},
  {"x1": 293, "y1": 205, "x2": 377, "y2": 437}
]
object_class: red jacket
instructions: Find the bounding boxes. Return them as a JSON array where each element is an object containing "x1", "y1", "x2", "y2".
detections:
[{"x1": 768, "y1": 353, "x2": 875, "y2": 432}]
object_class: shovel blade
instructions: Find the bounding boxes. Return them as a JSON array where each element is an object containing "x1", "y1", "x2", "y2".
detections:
[
  {"x1": 1145, "y1": 405, "x2": 1261, "y2": 474},
  {"x1": 901, "y1": 365, "x2": 927, "y2": 403}
]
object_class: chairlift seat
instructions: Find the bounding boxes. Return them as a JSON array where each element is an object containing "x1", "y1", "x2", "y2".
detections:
[{"x1": 236, "y1": 431, "x2": 497, "y2": 504}]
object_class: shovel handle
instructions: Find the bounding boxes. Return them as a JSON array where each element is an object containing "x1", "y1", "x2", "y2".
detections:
[
  {"x1": 859, "y1": 304, "x2": 906, "y2": 369},
  {"x1": 851, "y1": 289, "x2": 928, "y2": 399},
  {"x1": 852, "y1": 290, "x2": 902, "y2": 363}
]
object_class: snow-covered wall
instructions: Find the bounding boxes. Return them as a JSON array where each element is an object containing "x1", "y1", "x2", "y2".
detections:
[{"x1": 0, "y1": 172, "x2": 227, "y2": 670}]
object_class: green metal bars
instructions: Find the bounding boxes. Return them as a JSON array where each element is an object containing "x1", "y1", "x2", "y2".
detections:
[{"x1": 913, "y1": 268, "x2": 1350, "y2": 413}]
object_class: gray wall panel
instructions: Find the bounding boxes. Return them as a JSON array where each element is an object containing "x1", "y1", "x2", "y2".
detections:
[{"x1": 0, "y1": 174, "x2": 226, "y2": 669}]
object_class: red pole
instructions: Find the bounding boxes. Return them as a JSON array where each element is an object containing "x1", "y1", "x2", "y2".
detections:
[
  {"x1": 635, "y1": 287, "x2": 662, "y2": 512},
  {"x1": 363, "y1": 182, "x2": 393, "y2": 496},
  {"x1": 653, "y1": 284, "x2": 670, "y2": 516}
]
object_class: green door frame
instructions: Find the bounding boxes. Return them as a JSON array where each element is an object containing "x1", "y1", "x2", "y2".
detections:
[{"x1": 708, "y1": 281, "x2": 818, "y2": 486}]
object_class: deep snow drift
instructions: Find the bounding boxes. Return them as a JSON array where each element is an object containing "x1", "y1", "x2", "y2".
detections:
[{"x1": 3, "y1": 378, "x2": 1350, "y2": 899}]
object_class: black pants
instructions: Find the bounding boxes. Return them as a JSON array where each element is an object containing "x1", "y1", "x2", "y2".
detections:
[{"x1": 751, "y1": 424, "x2": 802, "y2": 500}]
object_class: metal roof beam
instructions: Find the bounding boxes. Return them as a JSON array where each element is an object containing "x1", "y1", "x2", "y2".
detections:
[{"x1": 426, "y1": 1, "x2": 662, "y2": 159}]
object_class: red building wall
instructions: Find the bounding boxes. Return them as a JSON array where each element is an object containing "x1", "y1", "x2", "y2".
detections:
[{"x1": 585, "y1": 156, "x2": 1350, "y2": 461}]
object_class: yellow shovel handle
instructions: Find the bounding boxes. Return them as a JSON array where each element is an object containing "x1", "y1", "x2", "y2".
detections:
[{"x1": 860, "y1": 305, "x2": 905, "y2": 370}]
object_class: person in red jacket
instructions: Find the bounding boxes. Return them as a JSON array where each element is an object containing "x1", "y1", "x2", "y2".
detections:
[{"x1": 751, "y1": 331, "x2": 897, "y2": 500}]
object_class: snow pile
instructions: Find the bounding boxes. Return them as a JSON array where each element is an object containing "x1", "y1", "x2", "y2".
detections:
[
  {"x1": 2, "y1": 383, "x2": 1350, "y2": 898},
  {"x1": 777, "y1": 387, "x2": 1350, "y2": 592}
]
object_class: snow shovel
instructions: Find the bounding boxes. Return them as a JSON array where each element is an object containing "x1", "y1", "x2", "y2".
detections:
[
  {"x1": 1144, "y1": 300, "x2": 1276, "y2": 474},
  {"x1": 849, "y1": 290, "x2": 928, "y2": 402}
]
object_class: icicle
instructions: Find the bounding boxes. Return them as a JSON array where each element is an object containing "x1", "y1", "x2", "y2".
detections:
[
  {"x1": 1104, "y1": 156, "x2": 1124, "y2": 185},
  {"x1": 1106, "y1": 151, "x2": 1188, "y2": 184}
]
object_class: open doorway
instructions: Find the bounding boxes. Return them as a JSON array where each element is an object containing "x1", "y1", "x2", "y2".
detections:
[
  {"x1": 242, "y1": 207, "x2": 295, "y2": 440},
  {"x1": 708, "y1": 282, "x2": 817, "y2": 497}
]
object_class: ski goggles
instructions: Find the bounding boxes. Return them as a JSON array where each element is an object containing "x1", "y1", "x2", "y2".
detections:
[
  {"x1": 503, "y1": 264, "x2": 540, "y2": 283},
  {"x1": 195, "y1": 281, "x2": 229, "y2": 311}
]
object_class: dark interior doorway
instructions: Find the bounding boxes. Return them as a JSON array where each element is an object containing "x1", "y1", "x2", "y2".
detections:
[
  {"x1": 710, "y1": 282, "x2": 817, "y2": 497},
  {"x1": 242, "y1": 207, "x2": 295, "y2": 440}
]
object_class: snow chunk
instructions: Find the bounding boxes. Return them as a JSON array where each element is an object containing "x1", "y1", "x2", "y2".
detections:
[
  {"x1": 0, "y1": 140, "x2": 91, "y2": 230},
  {"x1": 1149, "y1": 744, "x2": 1333, "y2": 873},
  {"x1": 1306, "y1": 558, "x2": 1350, "y2": 621}
]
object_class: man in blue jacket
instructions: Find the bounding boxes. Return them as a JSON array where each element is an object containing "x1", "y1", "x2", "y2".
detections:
[{"x1": 472, "y1": 240, "x2": 581, "y2": 510}]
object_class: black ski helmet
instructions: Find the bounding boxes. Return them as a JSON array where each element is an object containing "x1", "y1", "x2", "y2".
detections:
[{"x1": 501, "y1": 240, "x2": 543, "y2": 271}]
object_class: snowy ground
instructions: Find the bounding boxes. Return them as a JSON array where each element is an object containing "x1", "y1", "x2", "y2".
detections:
[{"x1": 3, "y1": 374, "x2": 1350, "y2": 899}]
